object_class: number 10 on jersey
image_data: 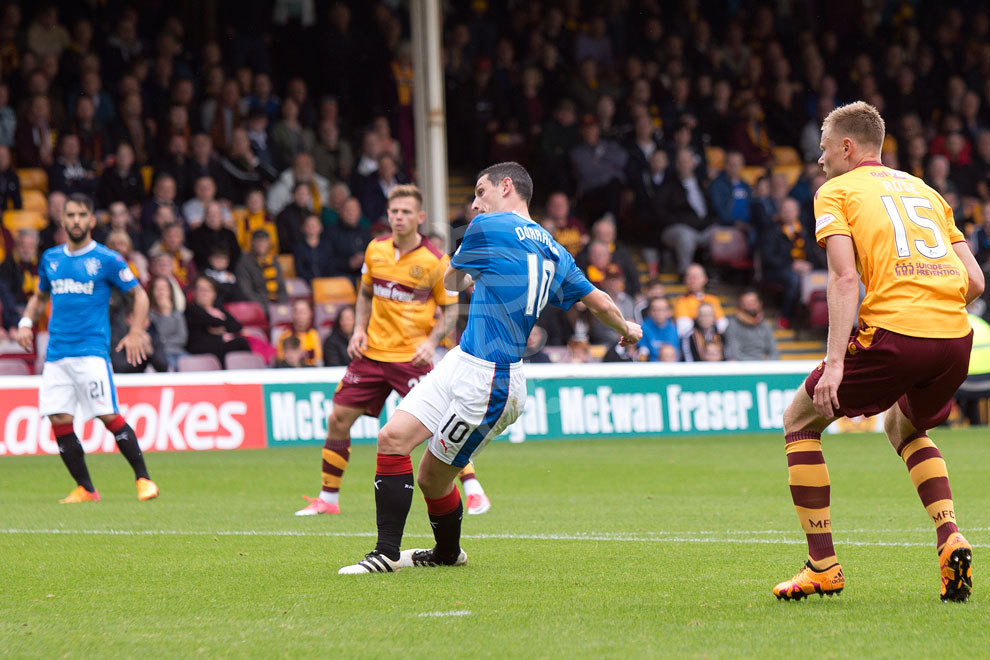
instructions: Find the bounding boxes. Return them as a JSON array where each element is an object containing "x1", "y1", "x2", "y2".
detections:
[{"x1": 525, "y1": 253, "x2": 556, "y2": 317}]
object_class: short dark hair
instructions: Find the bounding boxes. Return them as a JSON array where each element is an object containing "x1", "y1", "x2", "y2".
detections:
[
  {"x1": 282, "y1": 335, "x2": 301, "y2": 350},
  {"x1": 477, "y1": 161, "x2": 533, "y2": 204},
  {"x1": 66, "y1": 193, "x2": 94, "y2": 213}
]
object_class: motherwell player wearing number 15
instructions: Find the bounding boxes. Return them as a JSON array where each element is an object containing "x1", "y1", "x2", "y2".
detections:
[{"x1": 773, "y1": 102, "x2": 984, "y2": 602}]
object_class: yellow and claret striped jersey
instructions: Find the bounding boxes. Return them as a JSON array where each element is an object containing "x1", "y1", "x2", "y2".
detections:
[
  {"x1": 362, "y1": 234, "x2": 457, "y2": 362},
  {"x1": 814, "y1": 161, "x2": 969, "y2": 339}
]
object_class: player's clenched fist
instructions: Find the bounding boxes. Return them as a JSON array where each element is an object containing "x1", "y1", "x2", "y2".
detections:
[
  {"x1": 619, "y1": 322, "x2": 643, "y2": 347},
  {"x1": 15, "y1": 326, "x2": 33, "y2": 352}
]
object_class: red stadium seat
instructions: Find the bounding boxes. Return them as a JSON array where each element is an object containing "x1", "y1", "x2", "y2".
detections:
[
  {"x1": 285, "y1": 277, "x2": 312, "y2": 301},
  {"x1": 807, "y1": 290, "x2": 829, "y2": 329},
  {"x1": 224, "y1": 351, "x2": 267, "y2": 370},
  {"x1": 240, "y1": 327, "x2": 269, "y2": 344},
  {"x1": 314, "y1": 302, "x2": 347, "y2": 330},
  {"x1": 224, "y1": 301, "x2": 268, "y2": 331},
  {"x1": 0, "y1": 358, "x2": 31, "y2": 375},
  {"x1": 268, "y1": 302, "x2": 294, "y2": 331},
  {"x1": 709, "y1": 227, "x2": 752, "y2": 269},
  {"x1": 177, "y1": 354, "x2": 222, "y2": 372}
]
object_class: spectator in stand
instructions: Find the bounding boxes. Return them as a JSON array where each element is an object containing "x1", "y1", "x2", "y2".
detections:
[
  {"x1": 276, "y1": 181, "x2": 312, "y2": 253},
  {"x1": 326, "y1": 197, "x2": 370, "y2": 280},
  {"x1": 105, "y1": 230, "x2": 149, "y2": 286},
  {"x1": 681, "y1": 302, "x2": 724, "y2": 362},
  {"x1": 633, "y1": 278, "x2": 667, "y2": 323},
  {"x1": 320, "y1": 181, "x2": 352, "y2": 229},
  {"x1": 0, "y1": 83, "x2": 15, "y2": 149},
  {"x1": 583, "y1": 239, "x2": 614, "y2": 287},
  {"x1": 750, "y1": 171, "x2": 793, "y2": 235},
  {"x1": 182, "y1": 175, "x2": 230, "y2": 228},
  {"x1": 71, "y1": 95, "x2": 109, "y2": 165},
  {"x1": 629, "y1": 149, "x2": 669, "y2": 244},
  {"x1": 658, "y1": 343, "x2": 678, "y2": 362},
  {"x1": 198, "y1": 245, "x2": 239, "y2": 305},
  {"x1": 972, "y1": 204, "x2": 990, "y2": 266},
  {"x1": 110, "y1": 306, "x2": 167, "y2": 374},
  {"x1": 674, "y1": 263, "x2": 728, "y2": 337},
  {"x1": 14, "y1": 95, "x2": 55, "y2": 167},
  {"x1": 710, "y1": 151, "x2": 753, "y2": 236},
  {"x1": 185, "y1": 133, "x2": 231, "y2": 202},
  {"x1": 220, "y1": 128, "x2": 278, "y2": 204},
  {"x1": 570, "y1": 113, "x2": 627, "y2": 223},
  {"x1": 98, "y1": 141, "x2": 144, "y2": 211},
  {"x1": 148, "y1": 275, "x2": 188, "y2": 371},
  {"x1": 640, "y1": 296, "x2": 679, "y2": 361},
  {"x1": 267, "y1": 152, "x2": 330, "y2": 216},
  {"x1": 657, "y1": 148, "x2": 714, "y2": 275},
  {"x1": 148, "y1": 221, "x2": 196, "y2": 289},
  {"x1": 246, "y1": 72, "x2": 280, "y2": 121},
  {"x1": 154, "y1": 134, "x2": 193, "y2": 202},
  {"x1": 273, "y1": 334, "x2": 308, "y2": 368},
  {"x1": 235, "y1": 188, "x2": 278, "y2": 253},
  {"x1": 188, "y1": 201, "x2": 240, "y2": 271},
  {"x1": 271, "y1": 97, "x2": 315, "y2": 169},
  {"x1": 236, "y1": 229, "x2": 287, "y2": 306},
  {"x1": 540, "y1": 191, "x2": 587, "y2": 256},
  {"x1": 701, "y1": 341, "x2": 724, "y2": 362},
  {"x1": 321, "y1": 304, "x2": 354, "y2": 367},
  {"x1": 523, "y1": 325, "x2": 552, "y2": 363},
  {"x1": 724, "y1": 290, "x2": 778, "y2": 361},
  {"x1": 357, "y1": 153, "x2": 402, "y2": 224},
  {"x1": 275, "y1": 299, "x2": 322, "y2": 366},
  {"x1": 201, "y1": 79, "x2": 244, "y2": 152},
  {"x1": 39, "y1": 190, "x2": 66, "y2": 251},
  {"x1": 157, "y1": 104, "x2": 192, "y2": 158},
  {"x1": 732, "y1": 99, "x2": 773, "y2": 166},
  {"x1": 758, "y1": 197, "x2": 823, "y2": 328},
  {"x1": 47, "y1": 134, "x2": 98, "y2": 197},
  {"x1": 185, "y1": 275, "x2": 251, "y2": 365},
  {"x1": 589, "y1": 263, "x2": 635, "y2": 345},
  {"x1": 74, "y1": 69, "x2": 115, "y2": 131},
  {"x1": 148, "y1": 252, "x2": 186, "y2": 313},
  {"x1": 113, "y1": 92, "x2": 152, "y2": 164},
  {"x1": 0, "y1": 144, "x2": 21, "y2": 209},
  {"x1": 313, "y1": 117, "x2": 354, "y2": 183},
  {"x1": 95, "y1": 200, "x2": 140, "y2": 247},
  {"x1": 925, "y1": 154, "x2": 959, "y2": 198},
  {"x1": 140, "y1": 173, "x2": 183, "y2": 239},
  {"x1": 0, "y1": 228, "x2": 39, "y2": 304},
  {"x1": 294, "y1": 213, "x2": 333, "y2": 282},
  {"x1": 539, "y1": 98, "x2": 579, "y2": 192},
  {"x1": 244, "y1": 108, "x2": 278, "y2": 175}
]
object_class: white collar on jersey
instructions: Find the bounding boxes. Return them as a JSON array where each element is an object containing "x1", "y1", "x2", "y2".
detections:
[{"x1": 62, "y1": 240, "x2": 97, "y2": 257}]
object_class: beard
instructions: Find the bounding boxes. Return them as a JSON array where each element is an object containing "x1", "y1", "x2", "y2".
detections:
[{"x1": 66, "y1": 225, "x2": 89, "y2": 242}]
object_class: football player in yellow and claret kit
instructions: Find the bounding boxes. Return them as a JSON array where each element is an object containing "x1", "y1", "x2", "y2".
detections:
[
  {"x1": 295, "y1": 185, "x2": 492, "y2": 516},
  {"x1": 773, "y1": 102, "x2": 984, "y2": 602}
]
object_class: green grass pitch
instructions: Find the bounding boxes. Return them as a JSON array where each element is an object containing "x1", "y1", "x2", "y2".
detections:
[{"x1": 1, "y1": 429, "x2": 988, "y2": 658}]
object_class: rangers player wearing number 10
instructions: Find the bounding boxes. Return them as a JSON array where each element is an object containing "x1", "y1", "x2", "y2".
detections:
[{"x1": 339, "y1": 162, "x2": 642, "y2": 574}]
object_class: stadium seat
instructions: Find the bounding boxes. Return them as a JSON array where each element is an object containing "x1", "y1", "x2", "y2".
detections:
[
  {"x1": 807, "y1": 290, "x2": 829, "y2": 329},
  {"x1": 3, "y1": 209, "x2": 47, "y2": 233},
  {"x1": 224, "y1": 350, "x2": 267, "y2": 370},
  {"x1": 709, "y1": 227, "x2": 752, "y2": 269},
  {"x1": 772, "y1": 146, "x2": 801, "y2": 166},
  {"x1": 543, "y1": 346, "x2": 568, "y2": 363},
  {"x1": 705, "y1": 146, "x2": 726, "y2": 171},
  {"x1": 278, "y1": 254, "x2": 297, "y2": 279},
  {"x1": 21, "y1": 189, "x2": 47, "y2": 214},
  {"x1": 268, "y1": 302, "x2": 294, "y2": 330},
  {"x1": 772, "y1": 164, "x2": 803, "y2": 187},
  {"x1": 177, "y1": 354, "x2": 222, "y2": 371},
  {"x1": 140, "y1": 165, "x2": 153, "y2": 193},
  {"x1": 314, "y1": 301, "x2": 347, "y2": 329},
  {"x1": 0, "y1": 357, "x2": 31, "y2": 375},
  {"x1": 285, "y1": 277, "x2": 311, "y2": 301},
  {"x1": 739, "y1": 166, "x2": 767, "y2": 187},
  {"x1": 312, "y1": 277, "x2": 357, "y2": 304},
  {"x1": 16, "y1": 168, "x2": 47, "y2": 193},
  {"x1": 801, "y1": 270, "x2": 828, "y2": 305},
  {"x1": 224, "y1": 301, "x2": 268, "y2": 331},
  {"x1": 240, "y1": 326, "x2": 269, "y2": 344}
]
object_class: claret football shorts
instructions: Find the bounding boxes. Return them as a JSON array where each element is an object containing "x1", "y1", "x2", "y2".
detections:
[
  {"x1": 804, "y1": 325, "x2": 972, "y2": 429},
  {"x1": 398, "y1": 346, "x2": 526, "y2": 468},
  {"x1": 39, "y1": 356, "x2": 119, "y2": 419}
]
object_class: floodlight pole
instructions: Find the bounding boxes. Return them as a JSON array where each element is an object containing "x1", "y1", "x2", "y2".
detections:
[{"x1": 410, "y1": 0, "x2": 450, "y2": 250}]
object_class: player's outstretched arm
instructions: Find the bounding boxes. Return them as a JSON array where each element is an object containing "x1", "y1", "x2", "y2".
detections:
[
  {"x1": 816, "y1": 234, "x2": 859, "y2": 418},
  {"x1": 581, "y1": 288, "x2": 643, "y2": 346},
  {"x1": 116, "y1": 286, "x2": 150, "y2": 367},
  {"x1": 443, "y1": 265, "x2": 473, "y2": 292},
  {"x1": 952, "y1": 241, "x2": 986, "y2": 304},
  {"x1": 15, "y1": 289, "x2": 49, "y2": 352},
  {"x1": 347, "y1": 281, "x2": 373, "y2": 360}
]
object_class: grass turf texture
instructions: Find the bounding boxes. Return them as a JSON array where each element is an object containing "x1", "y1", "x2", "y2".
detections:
[{"x1": 1, "y1": 430, "x2": 988, "y2": 659}]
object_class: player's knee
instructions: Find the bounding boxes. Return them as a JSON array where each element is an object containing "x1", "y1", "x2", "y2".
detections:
[
  {"x1": 376, "y1": 424, "x2": 405, "y2": 455},
  {"x1": 327, "y1": 411, "x2": 352, "y2": 437}
]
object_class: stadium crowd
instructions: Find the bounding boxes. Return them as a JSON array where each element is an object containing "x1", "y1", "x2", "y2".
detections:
[{"x1": 0, "y1": 0, "x2": 989, "y2": 371}]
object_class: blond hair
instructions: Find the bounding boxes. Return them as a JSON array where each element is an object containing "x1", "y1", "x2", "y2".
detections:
[
  {"x1": 387, "y1": 184, "x2": 423, "y2": 207},
  {"x1": 822, "y1": 101, "x2": 886, "y2": 150}
]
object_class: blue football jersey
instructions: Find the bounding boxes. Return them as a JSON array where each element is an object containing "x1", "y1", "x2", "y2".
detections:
[
  {"x1": 38, "y1": 241, "x2": 139, "y2": 361},
  {"x1": 451, "y1": 211, "x2": 594, "y2": 363}
]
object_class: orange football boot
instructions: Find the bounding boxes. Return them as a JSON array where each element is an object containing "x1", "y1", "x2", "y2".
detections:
[
  {"x1": 939, "y1": 532, "x2": 973, "y2": 602},
  {"x1": 773, "y1": 561, "x2": 844, "y2": 600},
  {"x1": 60, "y1": 485, "x2": 100, "y2": 503},
  {"x1": 136, "y1": 478, "x2": 159, "y2": 501}
]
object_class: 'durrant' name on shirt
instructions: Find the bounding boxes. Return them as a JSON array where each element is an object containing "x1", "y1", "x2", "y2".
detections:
[
  {"x1": 514, "y1": 225, "x2": 559, "y2": 257},
  {"x1": 50, "y1": 278, "x2": 95, "y2": 295}
]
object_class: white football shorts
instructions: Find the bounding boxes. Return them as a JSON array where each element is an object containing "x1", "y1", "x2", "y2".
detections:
[
  {"x1": 397, "y1": 345, "x2": 526, "y2": 468},
  {"x1": 39, "y1": 356, "x2": 119, "y2": 419}
]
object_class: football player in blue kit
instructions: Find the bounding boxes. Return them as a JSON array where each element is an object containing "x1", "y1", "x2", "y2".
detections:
[
  {"x1": 16, "y1": 193, "x2": 158, "y2": 503},
  {"x1": 340, "y1": 162, "x2": 642, "y2": 574}
]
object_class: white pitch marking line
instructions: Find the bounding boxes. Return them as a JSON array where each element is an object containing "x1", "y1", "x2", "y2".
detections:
[
  {"x1": 418, "y1": 610, "x2": 472, "y2": 618},
  {"x1": 0, "y1": 528, "x2": 983, "y2": 548}
]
